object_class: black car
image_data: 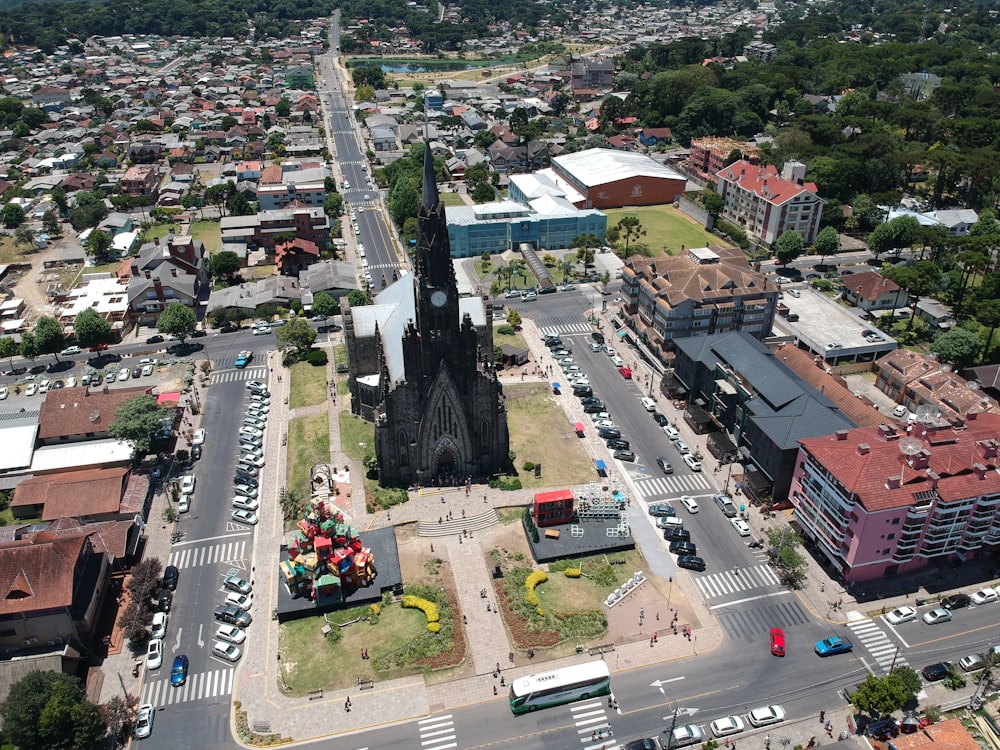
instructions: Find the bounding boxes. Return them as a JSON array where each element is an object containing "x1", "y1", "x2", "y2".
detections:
[
  {"x1": 220, "y1": 324, "x2": 239, "y2": 333},
  {"x1": 573, "y1": 386, "x2": 593, "y2": 397},
  {"x1": 233, "y1": 473, "x2": 259, "y2": 488},
  {"x1": 941, "y1": 593, "x2": 971, "y2": 610},
  {"x1": 131, "y1": 366, "x2": 142, "y2": 379},
  {"x1": 613, "y1": 449, "x2": 636, "y2": 462},
  {"x1": 607, "y1": 438, "x2": 630, "y2": 450},
  {"x1": 157, "y1": 588, "x2": 173, "y2": 612},
  {"x1": 677, "y1": 555, "x2": 706, "y2": 572},
  {"x1": 146, "y1": 335, "x2": 164, "y2": 344},
  {"x1": 581, "y1": 396, "x2": 603, "y2": 406},
  {"x1": 652, "y1": 413, "x2": 668, "y2": 426},
  {"x1": 598, "y1": 428, "x2": 621, "y2": 440},
  {"x1": 162, "y1": 565, "x2": 179, "y2": 591},
  {"x1": 669, "y1": 540, "x2": 697, "y2": 556},
  {"x1": 921, "y1": 662, "x2": 951, "y2": 681},
  {"x1": 544, "y1": 338, "x2": 563, "y2": 349},
  {"x1": 214, "y1": 604, "x2": 252, "y2": 627},
  {"x1": 655, "y1": 457, "x2": 673, "y2": 474},
  {"x1": 584, "y1": 403, "x2": 606, "y2": 414},
  {"x1": 663, "y1": 527, "x2": 690, "y2": 542},
  {"x1": 190, "y1": 444, "x2": 202, "y2": 461},
  {"x1": 623, "y1": 740, "x2": 657, "y2": 750},
  {"x1": 190, "y1": 329, "x2": 207, "y2": 338},
  {"x1": 591, "y1": 331, "x2": 606, "y2": 344}
]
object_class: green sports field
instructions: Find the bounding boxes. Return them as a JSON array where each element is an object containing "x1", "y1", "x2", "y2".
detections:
[{"x1": 603, "y1": 204, "x2": 730, "y2": 255}]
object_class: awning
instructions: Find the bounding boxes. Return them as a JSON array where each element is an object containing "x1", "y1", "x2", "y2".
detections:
[
  {"x1": 552, "y1": 382, "x2": 561, "y2": 391},
  {"x1": 594, "y1": 459, "x2": 607, "y2": 472}
]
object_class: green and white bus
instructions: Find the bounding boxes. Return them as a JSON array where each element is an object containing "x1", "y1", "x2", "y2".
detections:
[{"x1": 509, "y1": 660, "x2": 611, "y2": 715}]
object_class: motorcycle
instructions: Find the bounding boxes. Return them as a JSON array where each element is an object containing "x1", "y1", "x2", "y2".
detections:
[{"x1": 747, "y1": 539, "x2": 764, "y2": 549}]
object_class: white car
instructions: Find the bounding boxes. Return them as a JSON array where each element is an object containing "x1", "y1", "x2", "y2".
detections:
[
  {"x1": 134, "y1": 703, "x2": 155, "y2": 739},
  {"x1": 245, "y1": 408, "x2": 267, "y2": 421},
  {"x1": 179, "y1": 475, "x2": 196, "y2": 494},
  {"x1": 0, "y1": 386, "x2": 7, "y2": 400},
  {"x1": 731, "y1": 518, "x2": 752, "y2": 536},
  {"x1": 150, "y1": 612, "x2": 168, "y2": 640},
  {"x1": 594, "y1": 419, "x2": 616, "y2": 430},
  {"x1": 248, "y1": 400, "x2": 270, "y2": 413},
  {"x1": 679, "y1": 496, "x2": 699, "y2": 513},
  {"x1": 225, "y1": 592, "x2": 253, "y2": 609},
  {"x1": 611, "y1": 356, "x2": 624, "y2": 367},
  {"x1": 239, "y1": 454, "x2": 265, "y2": 468},
  {"x1": 243, "y1": 416, "x2": 267, "y2": 430},
  {"x1": 118, "y1": 367, "x2": 130, "y2": 381},
  {"x1": 211, "y1": 640, "x2": 242, "y2": 662},
  {"x1": 191, "y1": 428, "x2": 206, "y2": 446},
  {"x1": 66, "y1": 376, "x2": 77, "y2": 387},
  {"x1": 922, "y1": 608, "x2": 952, "y2": 625},
  {"x1": 232, "y1": 496, "x2": 259, "y2": 511},
  {"x1": 683, "y1": 454, "x2": 703, "y2": 471},
  {"x1": 239, "y1": 445, "x2": 264, "y2": 460},
  {"x1": 239, "y1": 425, "x2": 263, "y2": 439},
  {"x1": 747, "y1": 705, "x2": 785, "y2": 727},
  {"x1": 971, "y1": 588, "x2": 999, "y2": 605},
  {"x1": 215, "y1": 625, "x2": 246, "y2": 645},
  {"x1": 61, "y1": 345, "x2": 82, "y2": 356},
  {"x1": 38, "y1": 378, "x2": 51, "y2": 392},
  {"x1": 231, "y1": 509, "x2": 259, "y2": 525},
  {"x1": 884, "y1": 606, "x2": 917, "y2": 625},
  {"x1": 25, "y1": 383, "x2": 37, "y2": 396},
  {"x1": 141, "y1": 364, "x2": 154, "y2": 376},
  {"x1": 146, "y1": 638, "x2": 163, "y2": 670},
  {"x1": 711, "y1": 716, "x2": 745, "y2": 738},
  {"x1": 178, "y1": 494, "x2": 191, "y2": 514}
]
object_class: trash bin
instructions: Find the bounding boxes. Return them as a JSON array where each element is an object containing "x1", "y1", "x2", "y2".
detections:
[{"x1": 915, "y1": 597, "x2": 926, "y2": 606}]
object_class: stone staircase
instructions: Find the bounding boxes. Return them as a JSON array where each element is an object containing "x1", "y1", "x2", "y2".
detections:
[{"x1": 417, "y1": 508, "x2": 500, "y2": 537}]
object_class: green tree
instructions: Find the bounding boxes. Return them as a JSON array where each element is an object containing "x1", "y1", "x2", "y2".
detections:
[
  {"x1": 506, "y1": 309, "x2": 522, "y2": 328},
  {"x1": 73, "y1": 308, "x2": 112, "y2": 349},
  {"x1": 931, "y1": 327, "x2": 983, "y2": 369},
  {"x1": 388, "y1": 179, "x2": 419, "y2": 228},
  {"x1": 812, "y1": 226, "x2": 840, "y2": 264},
  {"x1": 0, "y1": 336, "x2": 18, "y2": 370},
  {"x1": 68, "y1": 190, "x2": 108, "y2": 230},
  {"x1": 275, "y1": 98, "x2": 291, "y2": 118},
  {"x1": 868, "y1": 216, "x2": 921, "y2": 260},
  {"x1": 773, "y1": 230, "x2": 805, "y2": 264},
  {"x1": 156, "y1": 302, "x2": 197, "y2": 342},
  {"x1": 347, "y1": 290, "x2": 368, "y2": 308},
  {"x1": 14, "y1": 226, "x2": 34, "y2": 247},
  {"x1": 208, "y1": 250, "x2": 241, "y2": 282},
  {"x1": 1, "y1": 202, "x2": 24, "y2": 228},
  {"x1": 0, "y1": 670, "x2": 106, "y2": 750},
  {"x1": 108, "y1": 394, "x2": 175, "y2": 454},
  {"x1": 616, "y1": 216, "x2": 646, "y2": 255},
  {"x1": 323, "y1": 191, "x2": 343, "y2": 218},
  {"x1": 33, "y1": 315, "x2": 66, "y2": 361},
  {"x1": 20, "y1": 331, "x2": 38, "y2": 363},
  {"x1": 975, "y1": 299, "x2": 1000, "y2": 359},
  {"x1": 42, "y1": 209, "x2": 61, "y2": 235},
  {"x1": 312, "y1": 291, "x2": 339, "y2": 323},
  {"x1": 883, "y1": 261, "x2": 941, "y2": 331},
  {"x1": 850, "y1": 673, "x2": 909, "y2": 717},
  {"x1": 470, "y1": 181, "x2": 496, "y2": 203},
  {"x1": 703, "y1": 190, "x2": 724, "y2": 218},
  {"x1": 275, "y1": 317, "x2": 317, "y2": 355},
  {"x1": 892, "y1": 666, "x2": 923, "y2": 698},
  {"x1": 84, "y1": 229, "x2": 113, "y2": 263}
]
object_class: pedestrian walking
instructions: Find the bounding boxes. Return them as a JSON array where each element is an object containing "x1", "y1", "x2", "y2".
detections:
[
  {"x1": 640, "y1": 607, "x2": 645, "y2": 618},
  {"x1": 493, "y1": 685, "x2": 498, "y2": 695},
  {"x1": 819, "y1": 711, "x2": 825, "y2": 723},
  {"x1": 463, "y1": 615, "x2": 467, "y2": 624},
  {"x1": 345, "y1": 697, "x2": 351, "y2": 712},
  {"x1": 500, "y1": 676, "x2": 505, "y2": 687}
]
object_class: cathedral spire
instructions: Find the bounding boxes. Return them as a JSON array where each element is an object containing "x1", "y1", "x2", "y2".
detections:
[{"x1": 421, "y1": 126, "x2": 438, "y2": 209}]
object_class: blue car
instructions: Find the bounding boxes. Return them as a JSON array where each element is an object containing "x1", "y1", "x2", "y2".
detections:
[
  {"x1": 170, "y1": 654, "x2": 189, "y2": 686},
  {"x1": 815, "y1": 636, "x2": 853, "y2": 656}
]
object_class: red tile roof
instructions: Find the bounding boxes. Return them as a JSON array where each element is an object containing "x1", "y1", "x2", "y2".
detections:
[
  {"x1": 0, "y1": 535, "x2": 88, "y2": 615},
  {"x1": 37, "y1": 386, "x2": 152, "y2": 441},
  {"x1": 12, "y1": 466, "x2": 131, "y2": 520},
  {"x1": 716, "y1": 161, "x2": 819, "y2": 205},
  {"x1": 843, "y1": 270, "x2": 901, "y2": 301},
  {"x1": 798, "y1": 413, "x2": 1000, "y2": 511},
  {"x1": 890, "y1": 720, "x2": 980, "y2": 750}
]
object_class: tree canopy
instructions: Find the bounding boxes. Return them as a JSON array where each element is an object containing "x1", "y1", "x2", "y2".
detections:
[
  {"x1": 108, "y1": 394, "x2": 176, "y2": 454},
  {"x1": 208, "y1": 251, "x2": 242, "y2": 282},
  {"x1": 33, "y1": 315, "x2": 66, "y2": 360},
  {"x1": 931, "y1": 327, "x2": 983, "y2": 369},
  {"x1": 156, "y1": 303, "x2": 197, "y2": 342},
  {"x1": 0, "y1": 670, "x2": 106, "y2": 750},
  {"x1": 73, "y1": 308, "x2": 112, "y2": 349},
  {"x1": 275, "y1": 317, "x2": 317, "y2": 355},
  {"x1": 311, "y1": 292, "x2": 339, "y2": 320},
  {"x1": 773, "y1": 230, "x2": 805, "y2": 264}
]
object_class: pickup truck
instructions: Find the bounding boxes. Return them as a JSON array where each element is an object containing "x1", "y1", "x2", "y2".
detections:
[{"x1": 234, "y1": 350, "x2": 253, "y2": 368}]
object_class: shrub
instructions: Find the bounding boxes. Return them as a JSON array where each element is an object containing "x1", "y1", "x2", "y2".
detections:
[
  {"x1": 402, "y1": 594, "x2": 440, "y2": 623},
  {"x1": 563, "y1": 568, "x2": 582, "y2": 578},
  {"x1": 305, "y1": 349, "x2": 328, "y2": 366},
  {"x1": 525, "y1": 570, "x2": 548, "y2": 606},
  {"x1": 497, "y1": 325, "x2": 516, "y2": 335},
  {"x1": 522, "y1": 461, "x2": 535, "y2": 472},
  {"x1": 427, "y1": 622, "x2": 442, "y2": 633}
]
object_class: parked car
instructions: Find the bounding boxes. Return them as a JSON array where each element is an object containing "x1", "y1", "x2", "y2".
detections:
[
  {"x1": 959, "y1": 653, "x2": 984, "y2": 672},
  {"x1": 179, "y1": 475, "x2": 195, "y2": 494},
  {"x1": 233, "y1": 474, "x2": 258, "y2": 488},
  {"x1": 971, "y1": 588, "x2": 999, "y2": 605},
  {"x1": 233, "y1": 484, "x2": 258, "y2": 499},
  {"x1": 683, "y1": 454, "x2": 703, "y2": 471},
  {"x1": 146, "y1": 638, "x2": 163, "y2": 669},
  {"x1": 232, "y1": 496, "x2": 259, "y2": 511},
  {"x1": 613, "y1": 449, "x2": 636, "y2": 462},
  {"x1": 663, "y1": 528, "x2": 690, "y2": 543},
  {"x1": 223, "y1": 575, "x2": 252, "y2": 595},
  {"x1": 662, "y1": 425, "x2": 680, "y2": 440},
  {"x1": 134, "y1": 703, "x2": 155, "y2": 739},
  {"x1": 664, "y1": 724, "x2": 703, "y2": 749},
  {"x1": 150, "y1": 612, "x2": 168, "y2": 640},
  {"x1": 710, "y1": 716, "x2": 745, "y2": 738},
  {"x1": 214, "y1": 604, "x2": 252, "y2": 627},
  {"x1": 225, "y1": 592, "x2": 253, "y2": 609},
  {"x1": 677, "y1": 555, "x2": 706, "y2": 572},
  {"x1": 647, "y1": 503, "x2": 676, "y2": 517},
  {"x1": 885, "y1": 606, "x2": 917, "y2": 625},
  {"x1": 162, "y1": 565, "x2": 179, "y2": 591},
  {"x1": 922, "y1": 608, "x2": 952, "y2": 625},
  {"x1": 598, "y1": 428, "x2": 621, "y2": 440},
  {"x1": 921, "y1": 662, "x2": 951, "y2": 681},
  {"x1": 157, "y1": 589, "x2": 173, "y2": 612},
  {"x1": 747, "y1": 705, "x2": 785, "y2": 727},
  {"x1": 232, "y1": 509, "x2": 259, "y2": 525},
  {"x1": 216, "y1": 625, "x2": 247, "y2": 645},
  {"x1": 669, "y1": 540, "x2": 697, "y2": 556},
  {"x1": 672, "y1": 438, "x2": 690, "y2": 454},
  {"x1": 941, "y1": 593, "x2": 971, "y2": 610},
  {"x1": 655, "y1": 457, "x2": 673, "y2": 474},
  {"x1": 191, "y1": 429, "x2": 206, "y2": 446},
  {"x1": 730, "y1": 518, "x2": 752, "y2": 536},
  {"x1": 607, "y1": 438, "x2": 630, "y2": 450}
]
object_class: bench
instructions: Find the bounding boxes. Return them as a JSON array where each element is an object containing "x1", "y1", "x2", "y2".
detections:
[
  {"x1": 251, "y1": 721, "x2": 271, "y2": 733},
  {"x1": 308, "y1": 689, "x2": 324, "y2": 701},
  {"x1": 357, "y1": 677, "x2": 374, "y2": 690},
  {"x1": 544, "y1": 529, "x2": 560, "y2": 539}
]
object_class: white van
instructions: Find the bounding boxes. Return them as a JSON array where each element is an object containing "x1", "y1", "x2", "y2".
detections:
[{"x1": 640, "y1": 397, "x2": 657, "y2": 412}]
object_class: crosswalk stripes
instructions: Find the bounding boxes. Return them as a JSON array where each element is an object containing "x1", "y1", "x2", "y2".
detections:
[
  {"x1": 212, "y1": 367, "x2": 267, "y2": 384},
  {"x1": 168, "y1": 540, "x2": 248, "y2": 571},
  {"x1": 694, "y1": 563, "x2": 782, "y2": 600},
  {"x1": 718, "y1": 599, "x2": 810, "y2": 639},
  {"x1": 569, "y1": 700, "x2": 618, "y2": 748},
  {"x1": 846, "y1": 619, "x2": 908, "y2": 674},
  {"x1": 141, "y1": 667, "x2": 235, "y2": 708},
  {"x1": 417, "y1": 714, "x2": 457, "y2": 750},
  {"x1": 538, "y1": 321, "x2": 593, "y2": 338},
  {"x1": 632, "y1": 473, "x2": 712, "y2": 498}
]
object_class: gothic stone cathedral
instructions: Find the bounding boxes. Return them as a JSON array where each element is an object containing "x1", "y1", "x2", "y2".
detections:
[{"x1": 343, "y1": 145, "x2": 510, "y2": 488}]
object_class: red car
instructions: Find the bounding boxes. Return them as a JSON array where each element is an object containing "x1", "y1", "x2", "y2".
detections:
[
  {"x1": 769, "y1": 628, "x2": 785, "y2": 656},
  {"x1": 618, "y1": 367, "x2": 632, "y2": 379},
  {"x1": 89, "y1": 343, "x2": 109, "y2": 352}
]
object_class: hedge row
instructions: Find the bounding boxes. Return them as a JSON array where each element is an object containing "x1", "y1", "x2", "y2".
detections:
[
  {"x1": 524, "y1": 570, "x2": 548, "y2": 606},
  {"x1": 402, "y1": 594, "x2": 440, "y2": 631}
]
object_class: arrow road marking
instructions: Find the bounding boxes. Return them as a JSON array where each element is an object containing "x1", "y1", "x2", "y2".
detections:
[
  {"x1": 651, "y1": 677, "x2": 685, "y2": 689},
  {"x1": 197, "y1": 624, "x2": 204, "y2": 649},
  {"x1": 173, "y1": 627, "x2": 182, "y2": 652}
]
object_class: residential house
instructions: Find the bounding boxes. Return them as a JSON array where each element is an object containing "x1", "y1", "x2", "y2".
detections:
[
  {"x1": 874, "y1": 349, "x2": 997, "y2": 419},
  {"x1": 570, "y1": 57, "x2": 614, "y2": 99},
  {"x1": 219, "y1": 206, "x2": 330, "y2": 261},
  {"x1": 715, "y1": 160, "x2": 825, "y2": 246},
  {"x1": 790, "y1": 413, "x2": 1000, "y2": 584},
  {"x1": 119, "y1": 165, "x2": 160, "y2": 201},
  {"x1": 126, "y1": 234, "x2": 206, "y2": 326},
  {"x1": 841, "y1": 271, "x2": 907, "y2": 314},
  {"x1": 256, "y1": 163, "x2": 328, "y2": 211},
  {"x1": 637, "y1": 128, "x2": 673, "y2": 148},
  {"x1": 275, "y1": 237, "x2": 319, "y2": 275}
]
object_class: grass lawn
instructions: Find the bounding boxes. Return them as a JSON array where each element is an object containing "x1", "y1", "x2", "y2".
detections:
[
  {"x1": 339, "y1": 411, "x2": 375, "y2": 462},
  {"x1": 279, "y1": 603, "x2": 428, "y2": 693},
  {"x1": 288, "y1": 360, "x2": 328, "y2": 410},
  {"x1": 505, "y1": 383, "x2": 596, "y2": 488},
  {"x1": 493, "y1": 327, "x2": 529, "y2": 352},
  {"x1": 538, "y1": 550, "x2": 649, "y2": 613},
  {"x1": 191, "y1": 220, "x2": 221, "y2": 252},
  {"x1": 144, "y1": 224, "x2": 170, "y2": 243},
  {"x1": 473, "y1": 259, "x2": 498, "y2": 280},
  {"x1": 286, "y1": 413, "x2": 331, "y2": 498},
  {"x1": 604, "y1": 205, "x2": 727, "y2": 255},
  {"x1": 440, "y1": 192, "x2": 465, "y2": 207},
  {"x1": 0, "y1": 236, "x2": 35, "y2": 264}
]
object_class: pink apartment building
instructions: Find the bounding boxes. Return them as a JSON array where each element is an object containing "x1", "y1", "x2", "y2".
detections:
[{"x1": 790, "y1": 413, "x2": 1000, "y2": 585}]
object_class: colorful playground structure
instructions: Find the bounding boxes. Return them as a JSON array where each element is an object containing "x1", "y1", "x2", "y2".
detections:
[{"x1": 280, "y1": 497, "x2": 378, "y2": 606}]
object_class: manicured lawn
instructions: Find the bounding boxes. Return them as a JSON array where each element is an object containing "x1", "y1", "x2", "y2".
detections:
[
  {"x1": 279, "y1": 602, "x2": 428, "y2": 693},
  {"x1": 144, "y1": 224, "x2": 170, "y2": 243},
  {"x1": 339, "y1": 411, "x2": 375, "y2": 462},
  {"x1": 286, "y1": 413, "x2": 331, "y2": 498},
  {"x1": 288, "y1": 360, "x2": 328, "y2": 410},
  {"x1": 493, "y1": 327, "x2": 529, "y2": 352},
  {"x1": 473, "y1": 259, "x2": 499, "y2": 280},
  {"x1": 505, "y1": 383, "x2": 596, "y2": 488},
  {"x1": 440, "y1": 192, "x2": 465, "y2": 207},
  {"x1": 191, "y1": 221, "x2": 221, "y2": 252},
  {"x1": 604, "y1": 205, "x2": 728, "y2": 255}
]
